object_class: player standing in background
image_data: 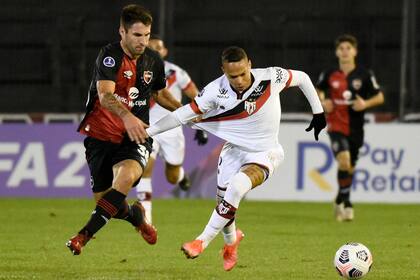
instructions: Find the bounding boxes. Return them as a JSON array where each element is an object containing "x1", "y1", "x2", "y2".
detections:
[
  {"x1": 135, "y1": 35, "x2": 208, "y2": 223},
  {"x1": 316, "y1": 34, "x2": 384, "y2": 222},
  {"x1": 146, "y1": 46, "x2": 326, "y2": 271},
  {"x1": 66, "y1": 4, "x2": 182, "y2": 255}
]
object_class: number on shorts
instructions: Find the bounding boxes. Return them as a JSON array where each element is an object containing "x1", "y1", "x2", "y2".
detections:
[{"x1": 137, "y1": 144, "x2": 150, "y2": 161}]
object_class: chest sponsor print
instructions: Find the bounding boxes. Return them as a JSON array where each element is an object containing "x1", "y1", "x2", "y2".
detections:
[{"x1": 352, "y1": 79, "x2": 362, "y2": 90}]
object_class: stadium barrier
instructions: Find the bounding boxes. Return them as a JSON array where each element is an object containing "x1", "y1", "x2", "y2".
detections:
[{"x1": 0, "y1": 123, "x2": 419, "y2": 203}]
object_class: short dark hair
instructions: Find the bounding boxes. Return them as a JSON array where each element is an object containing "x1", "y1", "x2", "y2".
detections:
[
  {"x1": 121, "y1": 4, "x2": 153, "y2": 31},
  {"x1": 150, "y1": 34, "x2": 163, "y2": 41},
  {"x1": 335, "y1": 34, "x2": 358, "y2": 49},
  {"x1": 221, "y1": 46, "x2": 248, "y2": 64}
]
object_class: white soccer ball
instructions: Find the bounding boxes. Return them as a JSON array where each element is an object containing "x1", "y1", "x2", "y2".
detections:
[{"x1": 334, "y1": 242, "x2": 373, "y2": 279}]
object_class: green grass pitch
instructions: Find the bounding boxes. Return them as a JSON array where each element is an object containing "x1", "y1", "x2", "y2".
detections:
[{"x1": 0, "y1": 198, "x2": 419, "y2": 279}]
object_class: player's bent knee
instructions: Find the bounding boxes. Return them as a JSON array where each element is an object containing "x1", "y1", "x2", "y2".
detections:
[
  {"x1": 336, "y1": 153, "x2": 351, "y2": 171},
  {"x1": 337, "y1": 160, "x2": 351, "y2": 171},
  {"x1": 165, "y1": 164, "x2": 181, "y2": 184},
  {"x1": 166, "y1": 173, "x2": 179, "y2": 184},
  {"x1": 224, "y1": 172, "x2": 253, "y2": 208},
  {"x1": 114, "y1": 176, "x2": 139, "y2": 193},
  {"x1": 241, "y1": 165, "x2": 266, "y2": 187}
]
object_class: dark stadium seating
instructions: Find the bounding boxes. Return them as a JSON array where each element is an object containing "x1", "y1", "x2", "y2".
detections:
[{"x1": 0, "y1": 0, "x2": 418, "y2": 114}]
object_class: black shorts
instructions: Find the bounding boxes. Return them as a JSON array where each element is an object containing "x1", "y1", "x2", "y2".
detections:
[
  {"x1": 328, "y1": 131, "x2": 364, "y2": 167},
  {"x1": 84, "y1": 136, "x2": 152, "y2": 193}
]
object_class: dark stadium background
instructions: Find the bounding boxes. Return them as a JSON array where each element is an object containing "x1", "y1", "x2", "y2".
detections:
[{"x1": 0, "y1": 0, "x2": 418, "y2": 119}]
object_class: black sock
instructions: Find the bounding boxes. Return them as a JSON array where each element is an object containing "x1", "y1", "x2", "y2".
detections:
[
  {"x1": 114, "y1": 200, "x2": 129, "y2": 219},
  {"x1": 335, "y1": 170, "x2": 352, "y2": 207},
  {"x1": 113, "y1": 200, "x2": 141, "y2": 227},
  {"x1": 80, "y1": 189, "x2": 126, "y2": 237},
  {"x1": 127, "y1": 203, "x2": 143, "y2": 227}
]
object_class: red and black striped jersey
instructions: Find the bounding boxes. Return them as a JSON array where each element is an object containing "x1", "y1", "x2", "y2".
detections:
[
  {"x1": 78, "y1": 42, "x2": 166, "y2": 143},
  {"x1": 316, "y1": 66, "x2": 381, "y2": 136}
]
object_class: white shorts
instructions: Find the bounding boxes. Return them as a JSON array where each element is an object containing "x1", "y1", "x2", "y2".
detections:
[
  {"x1": 151, "y1": 126, "x2": 185, "y2": 166},
  {"x1": 217, "y1": 142, "x2": 285, "y2": 188}
]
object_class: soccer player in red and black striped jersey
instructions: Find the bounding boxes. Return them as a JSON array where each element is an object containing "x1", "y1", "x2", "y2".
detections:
[
  {"x1": 316, "y1": 34, "x2": 384, "y2": 222},
  {"x1": 66, "y1": 4, "x2": 182, "y2": 255}
]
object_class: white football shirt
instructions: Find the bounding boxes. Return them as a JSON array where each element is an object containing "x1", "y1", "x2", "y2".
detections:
[
  {"x1": 149, "y1": 61, "x2": 192, "y2": 124},
  {"x1": 192, "y1": 67, "x2": 292, "y2": 152}
]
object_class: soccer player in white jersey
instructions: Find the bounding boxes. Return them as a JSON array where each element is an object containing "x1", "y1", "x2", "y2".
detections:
[
  {"x1": 136, "y1": 35, "x2": 208, "y2": 223},
  {"x1": 146, "y1": 46, "x2": 326, "y2": 271}
]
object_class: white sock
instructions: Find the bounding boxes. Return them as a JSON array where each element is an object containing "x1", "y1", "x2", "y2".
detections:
[
  {"x1": 176, "y1": 167, "x2": 185, "y2": 184},
  {"x1": 217, "y1": 187, "x2": 237, "y2": 245},
  {"x1": 196, "y1": 172, "x2": 252, "y2": 248},
  {"x1": 136, "y1": 178, "x2": 152, "y2": 194},
  {"x1": 141, "y1": 201, "x2": 152, "y2": 223},
  {"x1": 136, "y1": 178, "x2": 152, "y2": 223},
  {"x1": 223, "y1": 172, "x2": 252, "y2": 208},
  {"x1": 196, "y1": 209, "x2": 229, "y2": 248},
  {"x1": 223, "y1": 220, "x2": 237, "y2": 245}
]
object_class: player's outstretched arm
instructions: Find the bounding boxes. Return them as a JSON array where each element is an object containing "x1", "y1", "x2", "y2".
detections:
[
  {"x1": 146, "y1": 104, "x2": 201, "y2": 137},
  {"x1": 153, "y1": 88, "x2": 183, "y2": 112},
  {"x1": 288, "y1": 70, "x2": 326, "y2": 140},
  {"x1": 182, "y1": 82, "x2": 200, "y2": 99}
]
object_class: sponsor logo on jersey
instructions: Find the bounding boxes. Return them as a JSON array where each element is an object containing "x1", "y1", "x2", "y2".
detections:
[
  {"x1": 333, "y1": 90, "x2": 353, "y2": 105},
  {"x1": 342, "y1": 90, "x2": 352, "y2": 100},
  {"x1": 249, "y1": 84, "x2": 266, "y2": 98},
  {"x1": 128, "y1": 87, "x2": 139, "y2": 99},
  {"x1": 254, "y1": 85, "x2": 264, "y2": 93},
  {"x1": 352, "y1": 79, "x2": 362, "y2": 90},
  {"x1": 331, "y1": 80, "x2": 340, "y2": 89},
  {"x1": 244, "y1": 100, "x2": 257, "y2": 115},
  {"x1": 217, "y1": 88, "x2": 229, "y2": 98},
  {"x1": 275, "y1": 68, "x2": 283, "y2": 83},
  {"x1": 124, "y1": 70, "x2": 133, "y2": 79},
  {"x1": 333, "y1": 90, "x2": 354, "y2": 105},
  {"x1": 103, "y1": 56, "x2": 115, "y2": 67},
  {"x1": 113, "y1": 93, "x2": 146, "y2": 108},
  {"x1": 143, "y1": 71, "x2": 153, "y2": 84}
]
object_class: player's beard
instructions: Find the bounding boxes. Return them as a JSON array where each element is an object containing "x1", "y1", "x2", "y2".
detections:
[{"x1": 130, "y1": 45, "x2": 145, "y2": 57}]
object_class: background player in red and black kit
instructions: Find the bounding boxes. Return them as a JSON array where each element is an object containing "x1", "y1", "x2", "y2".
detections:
[
  {"x1": 316, "y1": 34, "x2": 384, "y2": 222},
  {"x1": 66, "y1": 4, "x2": 182, "y2": 255}
]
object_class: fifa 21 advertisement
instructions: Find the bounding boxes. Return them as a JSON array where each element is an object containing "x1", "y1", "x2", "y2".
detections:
[
  {"x1": 0, "y1": 124, "x2": 419, "y2": 203},
  {"x1": 0, "y1": 124, "x2": 221, "y2": 198}
]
